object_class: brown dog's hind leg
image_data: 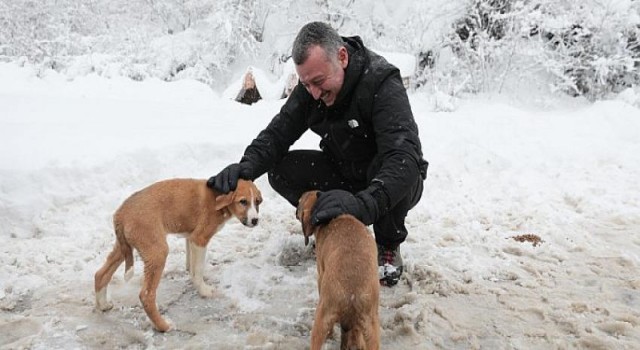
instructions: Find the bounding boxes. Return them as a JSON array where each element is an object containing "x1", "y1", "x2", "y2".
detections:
[
  {"x1": 94, "y1": 241, "x2": 126, "y2": 311},
  {"x1": 138, "y1": 240, "x2": 171, "y2": 332},
  {"x1": 310, "y1": 300, "x2": 338, "y2": 350},
  {"x1": 366, "y1": 316, "x2": 381, "y2": 350}
]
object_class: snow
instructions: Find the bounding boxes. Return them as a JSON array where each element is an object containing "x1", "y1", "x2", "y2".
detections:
[
  {"x1": 1, "y1": 61, "x2": 640, "y2": 349},
  {"x1": 373, "y1": 50, "x2": 416, "y2": 77}
]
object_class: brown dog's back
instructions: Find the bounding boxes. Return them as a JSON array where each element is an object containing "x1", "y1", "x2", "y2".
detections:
[{"x1": 316, "y1": 215, "x2": 379, "y2": 332}]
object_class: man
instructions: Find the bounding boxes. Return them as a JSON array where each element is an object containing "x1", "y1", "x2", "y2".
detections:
[{"x1": 208, "y1": 22, "x2": 428, "y2": 286}]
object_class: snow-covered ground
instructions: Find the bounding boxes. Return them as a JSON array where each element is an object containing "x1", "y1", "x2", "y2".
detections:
[{"x1": 1, "y1": 62, "x2": 639, "y2": 349}]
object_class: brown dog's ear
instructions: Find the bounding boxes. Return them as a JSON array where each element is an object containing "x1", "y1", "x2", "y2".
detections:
[
  {"x1": 296, "y1": 191, "x2": 318, "y2": 246},
  {"x1": 301, "y1": 209, "x2": 315, "y2": 246},
  {"x1": 215, "y1": 191, "x2": 234, "y2": 210}
]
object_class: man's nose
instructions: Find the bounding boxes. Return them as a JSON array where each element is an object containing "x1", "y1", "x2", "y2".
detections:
[{"x1": 308, "y1": 85, "x2": 322, "y2": 100}]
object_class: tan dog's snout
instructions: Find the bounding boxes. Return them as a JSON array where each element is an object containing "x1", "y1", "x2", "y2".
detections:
[
  {"x1": 296, "y1": 191, "x2": 318, "y2": 245},
  {"x1": 216, "y1": 179, "x2": 263, "y2": 228},
  {"x1": 245, "y1": 194, "x2": 260, "y2": 227}
]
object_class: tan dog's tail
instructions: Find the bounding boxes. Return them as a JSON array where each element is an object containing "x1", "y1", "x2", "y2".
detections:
[{"x1": 114, "y1": 218, "x2": 134, "y2": 281}]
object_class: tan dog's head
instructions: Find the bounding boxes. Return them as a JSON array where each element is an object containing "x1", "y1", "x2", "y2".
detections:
[
  {"x1": 296, "y1": 191, "x2": 319, "y2": 246},
  {"x1": 215, "y1": 179, "x2": 262, "y2": 227}
]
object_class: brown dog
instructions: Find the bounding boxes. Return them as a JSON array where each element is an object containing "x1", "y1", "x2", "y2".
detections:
[
  {"x1": 296, "y1": 191, "x2": 380, "y2": 350},
  {"x1": 94, "y1": 178, "x2": 262, "y2": 332}
]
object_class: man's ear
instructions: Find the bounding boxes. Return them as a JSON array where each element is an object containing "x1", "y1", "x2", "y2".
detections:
[
  {"x1": 215, "y1": 191, "x2": 234, "y2": 210},
  {"x1": 338, "y1": 46, "x2": 348, "y2": 69}
]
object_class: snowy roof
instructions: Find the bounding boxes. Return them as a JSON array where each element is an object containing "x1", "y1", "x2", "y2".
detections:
[{"x1": 222, "y1": 66, "x2": 289, "y2": 101}]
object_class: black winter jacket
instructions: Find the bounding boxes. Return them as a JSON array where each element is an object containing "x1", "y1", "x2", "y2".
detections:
[{"x1": 240, "y1": 36, "x2": 428, "y2": 220}]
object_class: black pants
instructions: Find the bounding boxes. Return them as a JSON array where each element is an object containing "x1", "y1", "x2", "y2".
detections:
[{"x1": 268, "y1": 150, "x2": 423, "y2": 248}]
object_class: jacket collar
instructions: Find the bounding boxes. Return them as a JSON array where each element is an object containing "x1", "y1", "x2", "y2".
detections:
[{"x1": 330, "y1": 36, "x2": 367, "y2": 108}]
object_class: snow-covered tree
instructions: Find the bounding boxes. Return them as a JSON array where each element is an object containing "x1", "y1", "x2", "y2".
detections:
[{"x1": 1, "y1": 0, "x2": 638, "y2": 99}]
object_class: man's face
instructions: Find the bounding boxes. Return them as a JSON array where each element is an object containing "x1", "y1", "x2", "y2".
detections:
[{"x1": 296, "y1": 45, "x2": 348, "y2": 107}]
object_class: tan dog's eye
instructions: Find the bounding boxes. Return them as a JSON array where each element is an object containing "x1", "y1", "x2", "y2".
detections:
[
  {"x1": 255, "y1": 198, "x2": 262, "y2": 206},
  {"x1": 239, "y1": 199, "x2": 248, "y2": 206}
]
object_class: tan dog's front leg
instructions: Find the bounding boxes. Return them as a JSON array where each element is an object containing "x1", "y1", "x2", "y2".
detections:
[
  {"x1": 188, "y1": 242, "x2": 215, "y2": 297},
  {"x1": 185, "y1": 238, "x2": 191, "y2": 273}
]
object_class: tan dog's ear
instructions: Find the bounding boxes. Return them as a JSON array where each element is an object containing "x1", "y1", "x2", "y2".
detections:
[
  {"x1": 215, "y1": 191, "x2": 234, "y2": 210},
  {"x1": 296, "y1": 191, "x2": 318, "y2": 246}
]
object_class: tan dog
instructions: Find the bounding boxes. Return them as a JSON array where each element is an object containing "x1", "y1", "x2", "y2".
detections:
[
  {"x1": 94, "y1": 178, "x2": 262, "y2": 332},
  {"x1": 296, "y1": 191, "x2": 380, "y2": 350}
]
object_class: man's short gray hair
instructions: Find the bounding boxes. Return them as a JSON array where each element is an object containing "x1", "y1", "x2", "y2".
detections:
[{"x1": 292, "y1": 22, "x2": 344, "y2": 65}]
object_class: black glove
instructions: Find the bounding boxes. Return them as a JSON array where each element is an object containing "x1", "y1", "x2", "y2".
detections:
[
  {"x1": 311, "y1": 189, "x2": 378, "y2": 226},
  {"x1": 207, "y1": 163, "x2": 253, "y2": 193}
]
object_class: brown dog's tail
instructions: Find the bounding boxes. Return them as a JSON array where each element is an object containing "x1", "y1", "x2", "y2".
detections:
[
  {"x1": 342, "y1": 326, "x2": 366, "y2": 350},
  {"x1": 114, "y1": 217, "x2": 134, "y2": 281}
]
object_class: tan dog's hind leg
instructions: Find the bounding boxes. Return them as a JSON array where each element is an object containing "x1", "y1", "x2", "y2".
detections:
[
  {"x1": 138, "y1": 240, "x2": 171, "y2": 332},
  {"x1": 188, "y1": 242, "x2": 215, "y2": 297},
  {"x1": 94, "y1": 242, "x2": 125, "y2": 311}
]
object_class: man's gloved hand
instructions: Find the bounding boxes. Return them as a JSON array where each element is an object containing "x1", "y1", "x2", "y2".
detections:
[
  {"x1": 311, "y1": 189, "x2": 376, "y2": 226},
  {"x1": 207, "y1": 163, "x2": 253, "y2": 193}
]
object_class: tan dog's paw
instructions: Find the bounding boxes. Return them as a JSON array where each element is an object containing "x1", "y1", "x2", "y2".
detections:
[
  {"x1": 196, "y1": 283, "x2": 216, "y2": 298},
  {"x1": 154, "y1": 318, "x2": 173, "y2": 332},
  {"x1": 95, "y1": 289, "x2": 114, "y2": 311},
  {"x1": 96, "y1": 301, "x2": 114, "y2": 312}
]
